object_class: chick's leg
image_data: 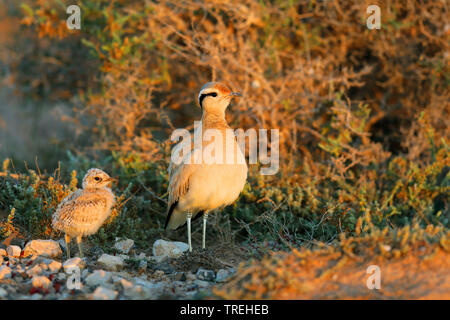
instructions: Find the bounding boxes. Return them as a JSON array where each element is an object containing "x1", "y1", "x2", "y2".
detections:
[
  {"x1": 65, "y1": 234, "x2": 71, "y2": 259},
  {"x1": 76, "y1": 235, "x2": 83, "y2": 258}
]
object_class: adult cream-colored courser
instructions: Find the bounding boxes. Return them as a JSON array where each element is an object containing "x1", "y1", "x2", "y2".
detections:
[
  {"x1": 165, "y1": 82, "x2": 248, "y2": 251},
  {"x1": 52, "y1": 168, "x2": 116, "y2": 258}
]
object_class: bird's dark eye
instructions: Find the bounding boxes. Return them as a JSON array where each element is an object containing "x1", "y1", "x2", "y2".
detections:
[
  {"x1": 94, "y1": 177, "x2": 101, "y2": 181},
  {"x1": 210, "y1": 92, "x2": 217, "y2": 97}
]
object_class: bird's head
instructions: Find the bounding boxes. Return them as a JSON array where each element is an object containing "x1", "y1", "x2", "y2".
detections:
[
  {"x1": 197, "y1": 82, "x2": 241, "y2": 115},
  {"x1": 82, "y1": 168, "x2": 116, "y2": 189}
]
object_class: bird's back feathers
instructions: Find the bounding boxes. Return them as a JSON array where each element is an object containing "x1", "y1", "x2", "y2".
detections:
[{"x1": 52, "y1": 188, "x2": 115, "y2": 237}]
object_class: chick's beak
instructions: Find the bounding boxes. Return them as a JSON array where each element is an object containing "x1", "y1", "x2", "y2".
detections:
[{"x1": 230, "y1": 92, "x2": 242, "y2": 97}]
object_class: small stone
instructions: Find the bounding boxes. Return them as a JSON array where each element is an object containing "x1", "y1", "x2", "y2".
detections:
[
  {"x1": 215, "y1": 269, "x2": 234, "y2": 283},
  {"x1": 0, "y1": 266, "x2": 12, "y2": 280},
  {"x1": 136, "y1": 252, "x2": 146, "y2": 259},
  {"x1": 153, "y1": 261, "x2": 175, "y2": 274},
  {"x1": 116, "y1": 278, "x2": 133, "y2": 290},
  {"x1": 0, "y1": 249, "x2": 6, "y2": 256},
  {"x1": 63, "y1": 257, "x2": 86, "y2": 272},
  {"x1": 153, "y1": 270, "x2": 165, "y2": 278},
  {"x1": 152, "y1": 239, "x2": 189, "y2": 258},
  {"x1": 85, "y1": 270, "x2": 112, "y2": 287},
  {"x1": 47, "y1": 260, "x2": 62, "y2": 273},
  {"x1": 91, "y1": 287, "x2": 118, "y2": 300},
  {"x1": 7, "y1": 257, "x2": 19, "y2": 265},
  {"x1": 196, "y1": 268, "x2": 215, "y2": 281},
  {"x1": 114, "y1": 239, "x2": 134, "y2": 254},
  {"x1": 194, "y1": 279, "x2": 212, "y2": 287},
  {"x1": 134, "y1": 279, "x2": 165, "y2": 296},
  {"x1": 97, "y1": 254, "x2": 124, "y2": 271},
  {"x1": 118, "y1": 254, "x2": 129, "y2": 261},
  {"x1": 30, "y1": 293, "x2": 43, "y2": 300},
  {"x1": 0, "y1": 287, "x2": 7, "y2": 298},
  {"x1": 186, "y1": 272, "x2": 196, "y2": 281},
  {"x1": 138, "y1": 260, "x2": 147, "y2": 272},
  {"x1": 6, "y1": 245, "x2": 21, "y2": 258},
  {"x1": 26, "y1": 264, "x2": 44, "y2": 277},
  {"x1": 174, "y1": 272, "x2": 186, "y2": 281},
  {"x1": 111, "y1": 271, "x2": 133, "y2": 281},
  {"x1": 124, "y1": 285, "x2": 159, "y2": 300},
  {"x1": 81, "y1": 269, "x2": 89, "y2": 279},
  {"x1": 32, "y1": 276, "x2": 52, "y2": 290},
  {"x1": 14, "y1": 264, "x2": 25, "y2": 275},
  {"x1": 23, "y1": 240, "x2": 62, "y2": 259},
  {"x1": 56, "y1": 273, "x2": 67, "y2": 281},
  {"x1": 149, "y1": 255, "x2": 167, "y2": 264}
]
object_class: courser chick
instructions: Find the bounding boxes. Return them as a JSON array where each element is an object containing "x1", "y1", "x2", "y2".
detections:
[{"x1": 52, "y1": 168, "x2": 116, "y2": 258}]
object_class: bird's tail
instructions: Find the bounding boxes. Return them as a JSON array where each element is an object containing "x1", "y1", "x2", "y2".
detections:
[
  {"x1": 164, "y1": 201, "x2": 178, "y2": 230},
  {"x1": 165, "y1": 202, "x2": 204, "y2": 231}
]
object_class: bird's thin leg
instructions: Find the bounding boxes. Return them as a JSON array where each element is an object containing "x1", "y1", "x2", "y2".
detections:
[
  {"x1": 65, "y1": 234, "x2": 71, "y2": 259},
  {"x1": 76, "y1": 235, "x2": 83, "y2": 258},
  {"x1": 202, "y1": 212, "x2": 209, "y2": 250},
  {"x1": 187, "y1": 212, "x2": 192, "y2": 252}
]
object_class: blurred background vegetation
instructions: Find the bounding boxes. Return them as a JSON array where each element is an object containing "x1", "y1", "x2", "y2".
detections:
[{"x1": 0, "y1": 0, "x2": 448, "y2": 290}]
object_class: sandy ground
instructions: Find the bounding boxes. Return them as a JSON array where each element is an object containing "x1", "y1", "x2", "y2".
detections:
[{"x1": 216, "y1": 245, "x2": 450, "y2": 299}]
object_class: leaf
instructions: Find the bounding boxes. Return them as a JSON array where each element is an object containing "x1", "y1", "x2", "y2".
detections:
[{"x1": 20, "y1": 3, "x2": 34, "y2": 17}]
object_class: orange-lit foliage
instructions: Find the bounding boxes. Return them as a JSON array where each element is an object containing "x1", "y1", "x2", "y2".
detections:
[
  {"x1": 18, "y1": 0, "x2": 449, "y2": 172},
  {"x1": 0, "y1": 165, "x2": 77, "y2": 238}
]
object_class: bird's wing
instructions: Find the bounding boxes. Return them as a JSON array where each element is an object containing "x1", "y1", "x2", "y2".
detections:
[
  {"x1": 52, "y1": 191, "x2": 108, "y2": 228},
  {"x1": 165, "y1": 159, "x2": 198, "y2": 230},
  {"x1": 167, "y1": 161, "x2": 197, "y2": 207},
  {"x1": 167, "y1": 133, "x2": 202, "y2": 206}
]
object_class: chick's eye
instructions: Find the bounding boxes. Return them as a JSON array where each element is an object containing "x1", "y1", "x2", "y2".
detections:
[
  {"x1": 210, "y1": 92, "x2": 217, "y2": 97},
  {"x1": 94, "y1": 177, "x2": 101, "y2": 181}
]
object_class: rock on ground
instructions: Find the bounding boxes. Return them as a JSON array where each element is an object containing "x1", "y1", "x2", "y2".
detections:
[
  {"x1": 63, "y1": 257, "x2": 86, "y2": 272},
  {"x1": 97, "y1": 254, "x2": 124, "y2": 271},
  {"x1": 6, "y1": 245, "x2": 21, "y2": 258},
  {"x1": 215, "y1": 268, "x2": 236, "y2": 283},
  {"x1": 31, "y1": 276, "x2": 52, "y2": 290},
  {"x1": 85, "y1": 270, "x2": 112, "y2": 287},
  {"x1": 23, "y1": 240, "x2": 62, "y2": 259},
  {"x1": 114, "y1": 239, "x2": 134, "y2": 254},
  {"x1": 26, "y1": 264, "x2": 45, "y2": 277},
  {"x1": 0, "y1": 287, "x2": 7, "y2": 298},
  {"x1": 196, "y1": 268, "x2": 215, "y2": 281},
  {"x1": 123, "y1": 285, "x2": 160, "y2": 300},
  {"x1": 152, "y1": 239, "x2": 189, "y2": 258},
  {"x1": 0, "y1": 266, "x2": 12, "y2": 280},
  {"x1": 91, "y1": 287, "x2": 118, "y2": 300},
  {"x1": 0, "y1": 238, "x2": 227, "y2": 300},
  {"x1": 46, "y1": 260, "x2": 62, "y2": 273}
]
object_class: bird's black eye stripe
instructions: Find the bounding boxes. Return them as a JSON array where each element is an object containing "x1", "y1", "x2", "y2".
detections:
[{"x1": 199, "y1": 92, "x2": 218, "y2": 108}]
